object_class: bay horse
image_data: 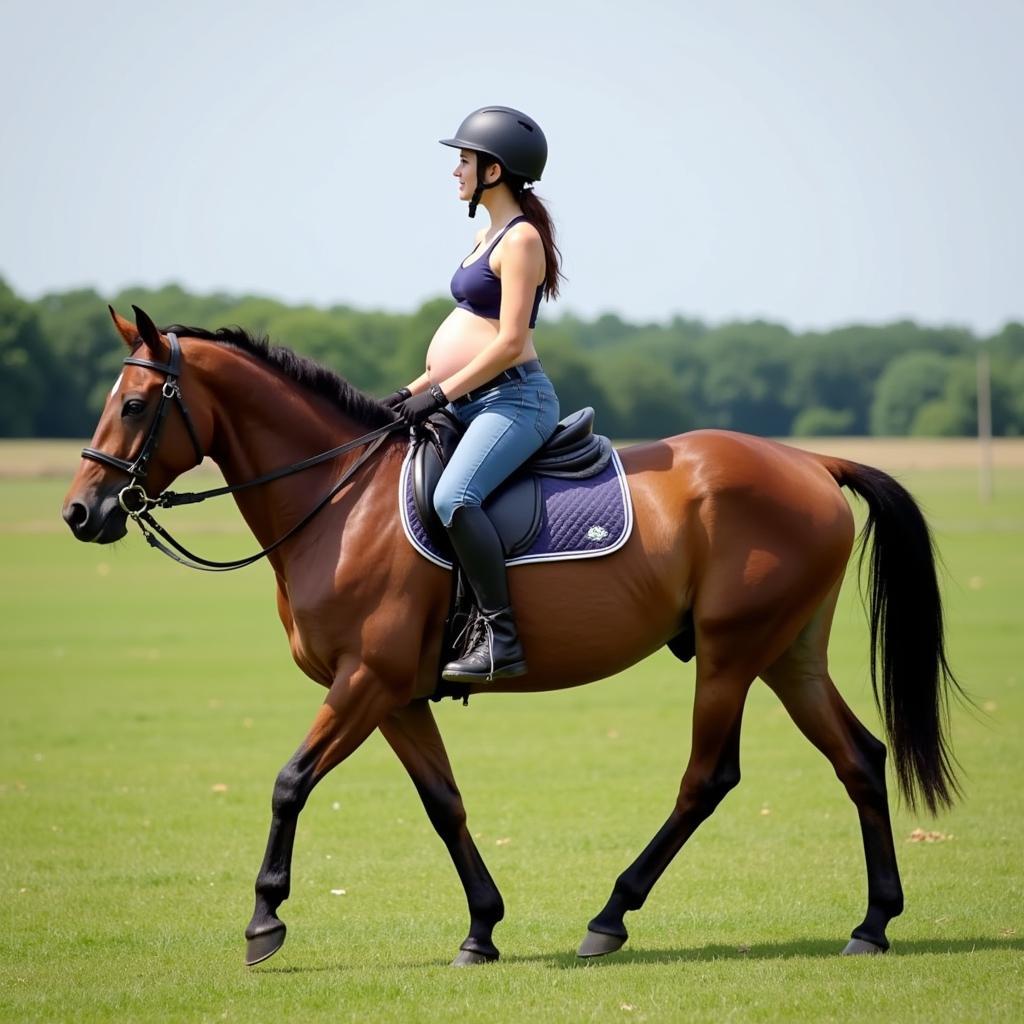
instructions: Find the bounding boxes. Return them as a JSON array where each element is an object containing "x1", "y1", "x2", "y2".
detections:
[{"x1": 62, "y1": 306, "x2": 960, "y2": 966}]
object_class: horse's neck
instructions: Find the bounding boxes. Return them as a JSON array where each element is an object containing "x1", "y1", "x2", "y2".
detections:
[{"x1": 202, "y1": 355, "x2": 384, "y2": 565}]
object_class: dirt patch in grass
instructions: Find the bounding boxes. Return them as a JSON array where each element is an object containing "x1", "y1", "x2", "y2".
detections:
[
  {"x1": 783, "y1": 437, "x2": 1024, "y2": 471},
  {"x1": 0, "y1": 440, "x2": 223, "y2": 481},
  {"x1": 5, "y1": 437, "x2": 1023, "y2": 479}
]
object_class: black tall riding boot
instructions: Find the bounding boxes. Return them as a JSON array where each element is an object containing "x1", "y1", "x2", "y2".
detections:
[{"x1": 441, "y1": 505, "x2": 527, "y2": 683}]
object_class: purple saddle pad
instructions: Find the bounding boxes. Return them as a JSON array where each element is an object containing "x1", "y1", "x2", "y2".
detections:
[{"x1": 399, "y1": 448, "x2": 633, "y2": 568}]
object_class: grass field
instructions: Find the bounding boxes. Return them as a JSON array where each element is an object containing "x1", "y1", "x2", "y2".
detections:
[{"x1": 1, "y1": 439, "x2": 1021, "y2": 1023}]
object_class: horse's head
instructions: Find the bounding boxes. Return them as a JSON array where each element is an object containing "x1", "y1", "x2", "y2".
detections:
[{"x1": 62, "y1": 305, "x2": 210, "y2": 543}]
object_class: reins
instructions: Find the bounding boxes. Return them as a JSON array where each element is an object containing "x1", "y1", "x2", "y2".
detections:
[
  {"x1": 132, "y1": 428, "x2": 395, "y2": 571},
  {"x1": 81, "y1": 333, "x2": 403, "y2": 572}
]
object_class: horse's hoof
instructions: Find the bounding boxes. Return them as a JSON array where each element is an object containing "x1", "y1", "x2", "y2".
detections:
[
  {"x1": 842, "y1": 937, "x2": 886, "y2": 956},
  {"x1": 450, "y1": 948, "x2": 498, "y2": 967},
  {"x1": 245, "y1": 924, "x2": 287, "y2": 966},
  {"x1": 577, "y1": 929, "x2": 627, "y2": 958}
]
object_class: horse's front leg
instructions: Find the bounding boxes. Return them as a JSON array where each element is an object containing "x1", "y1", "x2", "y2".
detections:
[
  {"x1": 379, "y1": 700, "x2": 504, "y2": 966},
  {"x1": 244, "y1": 657, "x2": 399, "y2": 966}
]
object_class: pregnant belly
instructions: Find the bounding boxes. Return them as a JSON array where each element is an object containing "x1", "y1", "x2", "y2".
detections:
[{"x1": 426, "y1": 308, "x2": 500, "y2": 382}]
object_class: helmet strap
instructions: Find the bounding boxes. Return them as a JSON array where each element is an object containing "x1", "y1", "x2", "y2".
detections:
[{"x1": 468, "y1": 154, "x2": 503, "y2": 219}]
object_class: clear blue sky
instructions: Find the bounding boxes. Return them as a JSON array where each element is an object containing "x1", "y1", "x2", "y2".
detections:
[{"x1": 2, "y1": 0, "x2": 1021, "y2": 332}]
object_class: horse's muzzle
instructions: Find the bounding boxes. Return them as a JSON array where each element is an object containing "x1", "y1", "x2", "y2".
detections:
[{"x1": 62, "y1": 495, "x2": 128, "y2": 544}]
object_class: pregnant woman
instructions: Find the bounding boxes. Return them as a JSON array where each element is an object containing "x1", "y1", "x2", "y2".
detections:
[{"x1": 384, "y1": 106, "x2": 563, "y2": 683}]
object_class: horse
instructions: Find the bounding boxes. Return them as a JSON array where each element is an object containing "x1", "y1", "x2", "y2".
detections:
[{"x1": 62, "y1": 305, "x2": 961, "y2": 967}]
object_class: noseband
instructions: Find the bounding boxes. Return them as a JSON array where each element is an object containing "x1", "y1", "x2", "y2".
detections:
[
  {"x1": 82, "y1": 333, "x2": 205, "y2": 516},
  {"x1": 80, "y1": 333, "x2": 401, "y2": 571}
]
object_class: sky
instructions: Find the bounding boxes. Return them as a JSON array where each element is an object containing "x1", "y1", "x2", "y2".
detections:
[{"x1": 2, "y1": 0, "x2": 1021, "y2": 333}]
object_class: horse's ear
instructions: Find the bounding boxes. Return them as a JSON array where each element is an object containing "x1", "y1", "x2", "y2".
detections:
[
  {"x1": 131, "y1": 305, "x2": 167, "y2": 359},
  {"x1": 109, "y1": 305, "x2": 139, "y2": 348}
]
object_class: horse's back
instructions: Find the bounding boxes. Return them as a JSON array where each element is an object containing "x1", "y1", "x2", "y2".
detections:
[
  {"x1": 621, "y1": 428, "x2": 853, "y2": 530},
  {"x1": 617, "y1": 429, "x2": 855, "y2": 631}
]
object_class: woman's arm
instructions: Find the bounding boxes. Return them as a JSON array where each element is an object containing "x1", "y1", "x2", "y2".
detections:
[
  {"x1": 381, "y1": 371, "x2": 431, "y2": 408},
  {"x1": 403, "y1": 372, "x2": 432, "y2": 395},
  {"x1": 435, "y1": 226, "x2": 545, "y2": 401}
]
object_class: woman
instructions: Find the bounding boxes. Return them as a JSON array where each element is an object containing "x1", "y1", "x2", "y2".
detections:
[{"x1": 383, "y1": 105, "x2": 563, "y2": 683}]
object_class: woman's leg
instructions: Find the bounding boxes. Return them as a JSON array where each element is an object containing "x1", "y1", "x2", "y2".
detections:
[
  {"x1": 434, "y1": 375, "x2": 558, "y2": 681},
  {"x1": 443, "y1": 503, "x2": 526, "y2": 680}
]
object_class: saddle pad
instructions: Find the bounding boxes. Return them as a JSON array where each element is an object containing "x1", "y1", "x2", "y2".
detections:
[{"x1": 399, "y1": 447, "x2": 633, "y2": 569}]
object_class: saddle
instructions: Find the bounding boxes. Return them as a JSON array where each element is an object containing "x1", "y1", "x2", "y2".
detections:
[{"x1": 411, "y1": 407, "x2": 613, "y2": 561}]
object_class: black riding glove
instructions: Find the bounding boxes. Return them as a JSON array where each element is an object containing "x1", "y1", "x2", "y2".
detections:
[
  {"x1": 381, "y1": 387, "x2": 411, "y2": 409},
  {"x1": 395, "y1": 384, "x2": 448, "y2": 426}
]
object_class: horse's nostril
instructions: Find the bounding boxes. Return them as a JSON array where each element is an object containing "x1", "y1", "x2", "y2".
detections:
[{"x1": 63, "y1": 501, "x2": 89, "y2": 531}]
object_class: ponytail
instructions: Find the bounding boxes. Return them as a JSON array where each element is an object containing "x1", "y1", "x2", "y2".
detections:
[
  {"x1": 474, "y1": 153, "x2": 566, "y2": 302},
  {"x1": 516, "y1": 185, "x2": 565, "y2": 301}
]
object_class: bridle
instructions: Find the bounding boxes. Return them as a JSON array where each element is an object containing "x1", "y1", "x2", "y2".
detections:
[
  {"x1": 82, "y1": 333, "x2": 204, "y2": 517},
  {"x1": 80, "y1": 333, "x2": 402, "y2": 571}
]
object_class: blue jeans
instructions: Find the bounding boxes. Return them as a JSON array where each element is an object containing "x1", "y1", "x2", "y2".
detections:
[{"x1": 433, "y1": 367, "x2": 560, "y2": 527}]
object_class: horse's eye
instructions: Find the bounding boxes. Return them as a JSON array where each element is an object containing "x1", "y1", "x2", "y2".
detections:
[{"x1": 122, "y1": 398, "x2": 146, "y2": 418}]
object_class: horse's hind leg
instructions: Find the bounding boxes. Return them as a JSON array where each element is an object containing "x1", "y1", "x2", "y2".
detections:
[
  {"x1": 579, "y1": 660, "x2": 753, "y2": 957},
  {"x1": 761, "y1": 594, "x2": 904, "y2": 954},
  {"x1": 379, "y1": 700, "x2": 504, "y2": 966},
  {"x1": 244, "y1": 659, "x2": 398, "y2": 966}
]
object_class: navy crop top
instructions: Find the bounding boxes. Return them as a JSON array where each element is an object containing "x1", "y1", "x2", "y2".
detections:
[{"x1": 450, "y1": 215, "x2": 544, "y2": 328}]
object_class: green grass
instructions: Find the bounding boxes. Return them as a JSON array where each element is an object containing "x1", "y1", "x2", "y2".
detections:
[{"x1": 1, "y1": 445, "x2": 1022, "y2": 1022}]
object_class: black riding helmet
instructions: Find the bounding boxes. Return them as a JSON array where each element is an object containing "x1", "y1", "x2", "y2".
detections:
[{"x1": 440, "y1": 106, "x2": 548, "y2": 218}]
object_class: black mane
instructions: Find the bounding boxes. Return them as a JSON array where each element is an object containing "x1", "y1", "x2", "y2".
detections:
[{"x1": 161, "y1": 323, "x2": 396, "y2": 429}]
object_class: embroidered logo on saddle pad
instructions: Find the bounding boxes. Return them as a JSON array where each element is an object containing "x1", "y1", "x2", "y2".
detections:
[{"x1": 400, "y1": 449, "x2": 633, "y2": 568}]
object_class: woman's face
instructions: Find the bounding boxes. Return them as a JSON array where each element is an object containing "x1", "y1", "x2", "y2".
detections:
[
  {"x1": 453, "y1": 149, "x2": 476, "y2": 201},
  {"x1": 452, "y1": 150, "x2": 499, "y2": 202}
]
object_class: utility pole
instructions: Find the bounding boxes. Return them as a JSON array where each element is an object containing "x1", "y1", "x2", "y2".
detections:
[{"x1": 977, "y1": 345, "x2": 993, "y2": 503}]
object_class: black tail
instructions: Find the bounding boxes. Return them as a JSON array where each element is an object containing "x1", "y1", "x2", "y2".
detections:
[{"x1": 831, "y1": 460, "x2": 963, "y2": 814}]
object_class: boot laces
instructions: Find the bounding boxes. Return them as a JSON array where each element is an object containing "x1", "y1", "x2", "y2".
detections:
[{"x1": 455, "y1": 611, "x2": 496, "y2": 674}]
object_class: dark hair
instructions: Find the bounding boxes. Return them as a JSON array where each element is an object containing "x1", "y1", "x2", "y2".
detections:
[
  {"x1": 516, "y1": 183, "x2": 564, "y2": 301},
  {"x1": 477, "y1": 154, "x2": 565, "y2": 301}
]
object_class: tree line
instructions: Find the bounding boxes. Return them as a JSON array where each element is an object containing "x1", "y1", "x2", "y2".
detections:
[{"x1": 2, "y1": 277, "x2": 1022, "y2": 439}]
